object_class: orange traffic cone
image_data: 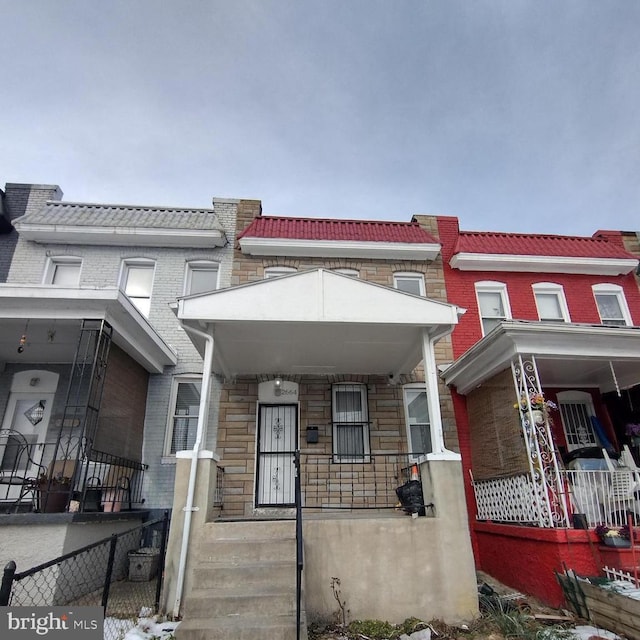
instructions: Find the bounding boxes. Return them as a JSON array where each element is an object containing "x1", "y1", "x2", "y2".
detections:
[{"x1": 410, "y1": 464, "x2": 419, "y2": 482}]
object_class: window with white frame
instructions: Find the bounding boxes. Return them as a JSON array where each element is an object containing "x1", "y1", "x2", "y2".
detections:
[
  {"x1": 533, "y1": 283, "x2": 570, "y2": 323},
  {"x1": 593, "y1": 284, "x2": 632, "y2": 327},
  {"x1": 332, "y1": 383, "x2": 370, "y2": 462},
  {"x1": 403, "y1": 385, "x2": 431, "y2": 459},
  {"x1": 475, "y1": 282, "x2": 511, "y2": 335},
  {"x1": 393, "y1": 272, "x2": 425, "y2": 296},
  {"x1": 185, "y1": 261, "x2": 220, "y2": 295},
  {"x1": 264, "y1": 266, "x2": 296, "y2": 279},
  {"x1": 44, "y1": 257, "x2": 82, "y2": 286},
  {"x1": 121, "y1": 260, "x2": 155, "y2": 316},
  {"x1": 557, "y1": 390, "x2": 598, "y2": 451},
  {"x1": 165, "y1": 377, "x2": 202, "y2": 454}
]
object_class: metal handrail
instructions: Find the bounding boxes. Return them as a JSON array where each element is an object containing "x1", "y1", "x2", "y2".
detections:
[{"x1": 294, "y1": 450, "x2": 303, "y2": 640}]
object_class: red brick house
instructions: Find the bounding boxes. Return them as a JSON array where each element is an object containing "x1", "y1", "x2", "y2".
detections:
[{"x1": 438, "y1": 218, "x2": 640, "y2": 606}]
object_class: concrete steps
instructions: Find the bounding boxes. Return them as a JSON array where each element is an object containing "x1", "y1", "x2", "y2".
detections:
[{"x1": 177, "y1": 520, "x2": 307, "y2": 640}]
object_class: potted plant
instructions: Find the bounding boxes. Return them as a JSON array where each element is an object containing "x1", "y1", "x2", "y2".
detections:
[
  {"x1": 594, "y1": 524, "x2": 632, "y2": 548},
  {"x1": 514, "y1": 392, "x2": 558, "y2": 425},
  {"x1": 626, "y1": 423, "x2": 640, "y2": 447},
  {"x1": 36, "y1": 472, "x2": 72, "y2": 513}
]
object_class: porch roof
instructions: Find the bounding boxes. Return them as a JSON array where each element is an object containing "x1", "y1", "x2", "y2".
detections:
[
  {"x1": 442, "y1": 320, "x2": 640, "y2": 395},
  {"x1": 176, "y1": 269, "x2": 462, "y2": 377},
  {"x1": 0, "y1": 285, "x2": 177, "y2": 373}
]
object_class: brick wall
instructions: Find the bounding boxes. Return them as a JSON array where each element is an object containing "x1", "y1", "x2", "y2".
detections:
[
  {"x1": 437, "y1": 217, "x2": 640, "y2": 359},
  {"x1": 0, "y1": 183, "x2": 63, "y2": 282},
  {"x1": 215, "y1": 207, "x2": 459, "y2": 513},
  {"x1": 95, "y1": 345, "x2": 149, "y2": 460},
  {"x1": 217, "y1": 375, "x2": 417, "y2": 517},
  {"x1": 3, "y1": 188, "x2": 239, "y2": 509},
  {"x1": 620, "y1": 231, "x2": 640, "y2": 292}
]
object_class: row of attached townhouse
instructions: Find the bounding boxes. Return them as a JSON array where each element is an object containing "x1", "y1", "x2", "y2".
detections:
[{"x1": 1, "y1": 181, "x2": 640, "y2": 636}]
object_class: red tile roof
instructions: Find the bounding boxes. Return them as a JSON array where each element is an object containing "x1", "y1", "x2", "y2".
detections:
[
  {"x1": 238, "y1": 216, "x2": 439, "y2": 244},
  {"x1": 454, "y1": 231, "x2": 636, "y2": 259}
]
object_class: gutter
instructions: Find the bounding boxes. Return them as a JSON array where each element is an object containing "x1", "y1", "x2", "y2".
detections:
[{"x1": 172, "y1": 322, "x2": 215, "y2": 619}]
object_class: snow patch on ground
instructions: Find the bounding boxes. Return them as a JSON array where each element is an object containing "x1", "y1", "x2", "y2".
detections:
[{"x1": 105, "y1": 616, "x2": 180, "y2": 640}]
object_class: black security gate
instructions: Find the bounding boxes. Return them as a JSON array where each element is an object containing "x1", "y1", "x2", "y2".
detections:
[{"x1": 256, "y1": 404, "x2": 297, "y2": 506}]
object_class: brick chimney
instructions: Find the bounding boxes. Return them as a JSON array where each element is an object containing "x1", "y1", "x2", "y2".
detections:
[{"x1": 3, "y1": 183, "x2": 63, "y2": 221}]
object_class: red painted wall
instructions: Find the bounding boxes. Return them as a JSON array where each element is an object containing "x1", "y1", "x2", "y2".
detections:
[
  {"x1": 436, "y1": 217, "x2": 640, "y2": 360},
  {"x1": 434, "y1": 217, "x2": 640, "y2": 603},
  {"x1": 475, "y1": 522, "x2": 602, "y2": 607}
]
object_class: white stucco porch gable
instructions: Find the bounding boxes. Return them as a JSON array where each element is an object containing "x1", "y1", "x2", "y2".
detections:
[{"x1": 175, "y1": 268, "x2": 462, "y2": 377}]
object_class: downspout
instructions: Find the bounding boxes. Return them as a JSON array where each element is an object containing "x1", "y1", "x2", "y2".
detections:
[{"x1": 172, "y1": 322, "x2": 215, "y2": 619}]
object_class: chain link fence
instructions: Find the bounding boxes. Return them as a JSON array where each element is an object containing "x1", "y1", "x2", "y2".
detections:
[{"x1": 1, "y1": 512, "x2": 170, "y2": 640}]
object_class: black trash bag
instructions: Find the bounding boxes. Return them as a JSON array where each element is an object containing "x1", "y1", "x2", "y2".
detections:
[{"x1": 395, "y1": 480, "x2": 425, "y2": 516}]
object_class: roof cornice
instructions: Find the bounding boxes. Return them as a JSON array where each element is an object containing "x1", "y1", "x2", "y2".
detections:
[
  {"x1": 449, "y1": 252, "x2": 638, "y2": 276},
  {"x1": 14, "y1": 224, "x2": 227, "y2": 248},
  {"x1": 239, "y1": 237, "x2": 441, "y2": 260}
]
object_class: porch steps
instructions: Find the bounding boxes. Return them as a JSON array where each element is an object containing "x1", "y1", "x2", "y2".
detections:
[{"x1": 177, "y1": 520, "x2": 307, "y2": 640}]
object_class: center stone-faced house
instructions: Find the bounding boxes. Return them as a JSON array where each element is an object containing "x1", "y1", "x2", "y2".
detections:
[
  {"x1": 0, "y1": 182, "x2": 236, "y2": 570},
  {"x1": 163, "y1": 202, "x2": 478, "y2": 635}
]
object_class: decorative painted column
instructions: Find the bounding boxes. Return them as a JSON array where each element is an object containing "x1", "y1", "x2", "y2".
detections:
[{"x1": 511, "y1": 355, "x2": 570, "y2": 528}]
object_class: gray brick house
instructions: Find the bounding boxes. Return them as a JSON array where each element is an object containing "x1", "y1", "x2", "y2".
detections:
[{"x1": 0, "y1": 182, "x2": 237, "y2": 568}]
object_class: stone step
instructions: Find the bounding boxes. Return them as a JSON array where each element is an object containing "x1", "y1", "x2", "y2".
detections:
[
  {"x1": 176, "y1": 614, "x2": 306, "y2": 640},
  {"x1": 197, "y1": 538, "x2": 296, "y2": 564},
  {"x1": 183, "y1": 589, "x2": 296, "y2": 617},
  {"x1": 191, "y1": 561, "x2": 295, "y2": 589},
  {"x1": 204, "y1": 520, "x2": 295, "y2": 541}
]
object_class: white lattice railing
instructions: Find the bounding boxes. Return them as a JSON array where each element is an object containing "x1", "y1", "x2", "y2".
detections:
[
  {"x1": 472, "y1": 473, "x2": 543, "y2": 524},
  {"x1": 473, "y1": 469, "x2": 640, "y2": 529}
]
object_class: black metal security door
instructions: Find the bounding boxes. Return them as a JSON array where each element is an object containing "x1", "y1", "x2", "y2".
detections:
[{"x1": 256, "y1": 404, "x2": 297, "y2": 506}]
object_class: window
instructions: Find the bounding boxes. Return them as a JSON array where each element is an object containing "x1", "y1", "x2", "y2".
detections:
[
  {"x1": 475, "y1": 282, "x2": 511, "y2": 335},
  {"x1": 165, "y1": 378, "x2": 201, "y2": 454},
  {"x1": 185, "y1": 261, "x2": 219, "y2": 295},
  {"x1": 557, "y1": 390, "x2": 598, "y2": 451},
  {"x1": 121, "y1": 260, "x2": 155, "y2": 316},
  {"x1": 264, "y1": 266, "x2": 296, "y2": 279},
  {"x1": 333, "y1": 268, "x2": 359, "y2": 278},
  {"x1": 593, "y1": 284, "x2": 632, "y2": 327},
  {"x1": 393, "y1": 272, "x2": 425, "y2": 296},
  {"x1": 44, "y1": 257, "x2": 82, "y2": 286},
  {"x1": 403, "y1": 385, "x2": 431, "y2": 459},
  {"x1": 533, "y1": 283, "x2": 570, "y2": 323},
  {"x1": 332, "y1": 383, "x2": 370, "y2": 462}
]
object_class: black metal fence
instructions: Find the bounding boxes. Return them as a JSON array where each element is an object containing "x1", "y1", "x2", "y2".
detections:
[
  {"x1": 0, "y1": 512, "x2": 169, "y2": 640},
  {"x1": 298, "y1": 453, "x2": 415, "y2": 509}
]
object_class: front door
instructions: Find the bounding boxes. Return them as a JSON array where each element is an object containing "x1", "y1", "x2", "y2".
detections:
[
  {"x1": 256, "y1": 404, "x2": 297, "y2": 506},
  {"x1": 1, "y1": 393, "x2": 55, "y2": 501}
]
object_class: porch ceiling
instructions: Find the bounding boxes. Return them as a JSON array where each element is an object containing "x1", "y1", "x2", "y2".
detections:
[
  {"x1": 0, "y1": 285, "x2": 177, "y2": 373},
  {"x1": 442, "y1": 320, "x2": 640, "y2": 395},
  {"x1": 176, "y1": 269, "x2": 462, "y2": 377}
]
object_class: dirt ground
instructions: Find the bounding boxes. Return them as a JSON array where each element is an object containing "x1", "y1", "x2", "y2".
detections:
[{"x1": 308, "y1": 571, "x2": 582, "y2": 640}]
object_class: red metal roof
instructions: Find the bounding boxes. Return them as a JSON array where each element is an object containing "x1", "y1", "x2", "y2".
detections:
[
  {"x1": 238, "y1": 216, "x2": 439, "y2": 244},
  {"x1": 454, "y1": 231, "x2": 636, "y2": 259}
]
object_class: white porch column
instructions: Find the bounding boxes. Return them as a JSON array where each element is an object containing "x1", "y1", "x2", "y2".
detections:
[{"x1": 421, "y1": 328, "x2": 460, "y2": 460}]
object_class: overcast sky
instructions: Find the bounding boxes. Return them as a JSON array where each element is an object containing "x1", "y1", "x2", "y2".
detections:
[{"x1": 2, "y1": 1, "x2": 639, "y2": 235}]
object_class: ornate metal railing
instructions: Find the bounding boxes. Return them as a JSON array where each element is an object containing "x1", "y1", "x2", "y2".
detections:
[{"x1": 0, "y1": 440, "x2": 147, "y2": 514}]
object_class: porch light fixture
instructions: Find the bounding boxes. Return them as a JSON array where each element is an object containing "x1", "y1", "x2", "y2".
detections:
[
  {"x1": 274, "y1": 377, "x2": 283, "y2": 396},
  {"x1": 24, "y1": 400, "x2": 45, "y2": 426},
  {"x1": 17, "y1": 320, "x2": 29, "y2": 354}
]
